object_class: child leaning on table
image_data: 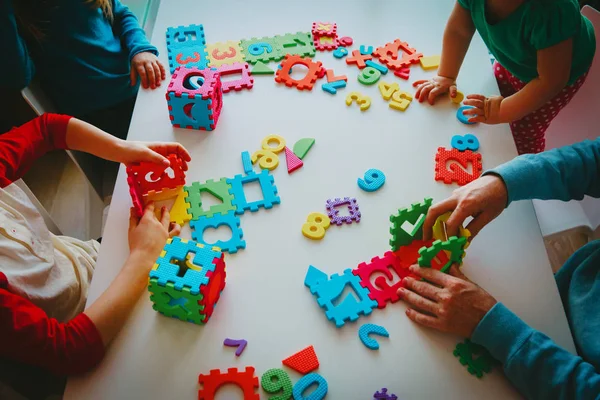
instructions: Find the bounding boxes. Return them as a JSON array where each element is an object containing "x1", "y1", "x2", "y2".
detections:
[
  {"x1": 0, "y1": 114, "x2": 190, "y2": 395},
  {"x1": 413, "y1": 0, "x2": 595, "y2": 155}
]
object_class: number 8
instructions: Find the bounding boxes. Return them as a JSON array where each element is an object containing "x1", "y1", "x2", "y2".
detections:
[
  {"x1": 451, "y1": 134, "x2": 479, "y2": 151},
  {"x1": 302, "y1": 212, "x2": 330, "y2": 240}
]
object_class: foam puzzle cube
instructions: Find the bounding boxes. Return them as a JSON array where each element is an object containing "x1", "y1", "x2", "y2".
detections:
[
  {"x1": 166, "y1": 24, "x2": 209, "y2": 73},
  {"x1": 166, "y1": 67, "x2": 223, "y2": 131},
  {"x1": 148, "y1": 237, "x2": 226, "y2": 324},
  {"x1": 389, "y1": 197, "x2": 433, "y2": 251}
]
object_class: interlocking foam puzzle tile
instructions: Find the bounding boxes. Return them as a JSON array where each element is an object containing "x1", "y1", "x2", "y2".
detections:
[
  {"x1": 454, "y1": 339, "x2": 495, "y2": 378},
  {"x1": 199, "y1": 253, "x2": 226, "y2": 322},
  {"x1": 275, "y1": 54, "x2": 323, "y2": 91},
  {"x1": 389, "y1": 198, "x2": 433, "y2": 251},
  {"x1": 293, "y1": 138, "x2": 315, "y2": 159},
  {"x1": 346, "y1": 49, "x2": 372, "y2": 69},
  {"x1": 224, "y1": 338, "x2": 247, "y2": 357},
  {"x1": 166, "y1": 24, "x2": 206, "y2": 49},
  {"x1": 393, "y1": 239, "x2": 433, "y2": 269},
  {"x1": 206, "y1": 41, "x2": 244, "y2": 67},
  {"x1": 148, "y1": 278, "x2": 204, "y2": 324},
  {"x1": 167, "y1": 44, "x2": 209, "y2": 74},
  {"x1": 358, "y1": 323, "x2": 389, "y2": 350},
  {"x1": 435, "y1": 147, "x2": 482, "y2": 186},
  {"x1": 360, "y1": 45, "x2": 374, "y2": 55},
  {"x1": 418, "y1": 236, "x2": 467, "y2": 272},
  {"x1": 276, "y1": 32, "x2": 316, "y2": 58},
  {"x1": 198, "y1": 366, "x2": 259, "y2": 400},
  {"x1": 322, "y1": 80, "x2": 347, "y2": 94},
  {"x1": 250, "y1": 61, "x2": 275, "y2": 75},
  {"x1": 167, "y1": 66, "x2": 221, "y2": 99},
  {"x1": 282, "y1": 345, "x2": 320, "y2": 374},
  {"x1": 292, "y1": 373, "x2": 328, "y2": 400},
  {"x1": 190, "y1": 211, "x2": 246, "y2": 254},
  {"x1": 284, "y1": 146, "x2": 303, "y2": 174},
  {"x1": 239, "y1": 36, "x2": 283, "y2": 64},
  {"x1": 169, "y1": 187, "x2": 192, "y2": 225},
  {"x1": 304, "y1": 265, "x2": 329, "y2": 294},
  {"x1": 305, "y1": 266, "x2": 377, "y2": 328},
  {"x1": 394, "y1": 66, "x2": 411, "y2": 80},
  {"x1": 261, "y1": 368, "x2": 293, "y2": 399},
  {"x1": 227, "y1": 169, "x2": 280, "y2": 215},
  {"x1": 420, "y1": 54, "x2": 441, "y2": 70},
  {"x1": 352, "y1": 251, "x2": 408, "y2": 308},
  {"x1": 365, "y1": 60, "x2": 388, "y2": 74},
  {"x1": 314, "y1": 34, "x2": 338, "y2": 51},
  {"x1": 241, "y1": 150, "x2": 254, "y2": 174},
  {"x1": 126, "y1": 170, "x2": 145, "y2": 217},
  {"x1": 149, "y1": 237, "x2": 222, "y2": 295},
  {"x1": 333, "y1": 47, "x2": 348, "y2": 58},
  {"x1": 215, "y1": 62, "x2": 253, "y2": 93},
  {"x1": 374, "y1": 388, "x2": 398, "y2": 400},
  {"x1": 312, "y1": 22, "x2": 337, "y2": 37},
  {"x1": 326, "y1": 69, "x2": 347, "y2": 83},
  {"x1": 127, "y1": 154, "x2": 186, "y2": 196},
  {"x1": 432, "y1": 212, "x2": 471, "y2": 253},
  {"x1": 374, "y1": 39, "x2": 423, "y2": 70},
  {"x1": 184, "y1": 178, "x2": 236, "y2": 220},
  {"x1": 326, "y1": 197, "x2": 361, "y2": 225}
]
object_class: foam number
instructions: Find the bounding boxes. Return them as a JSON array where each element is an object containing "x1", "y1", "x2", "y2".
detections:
[
  {"x1": 357, "y1": 66, "x2": 381, "y2": 85},
  {"x1": 292, "y1": 373, "x2": 328, "y2": 400},
  {"x1": 211, "y1": 46, "x2": 236, "y2": 60},
  {"x1": 451, "y1": 134, "x2": 479, "y2": 152},
  {"x1": 302, "y1": 212, "x2": 331, "y2": 240},
  {"x1": 345, "y1": 92, "x2": 371, "y2": 111},
  {"x1": 261, "y1": 368, "x2": 293, "y2": 400},
  {"x1": 389, "y1": 90, "x2": 413, "y2": 111},
  {"x1": 251, "y1": 149, "x2": 279, "y2": 170},
  {"x1": 261, "y1": 134, "x2": 286, "y2": 154},
  {"x1": 378, "y1": 81, "x2": 399, "y2": 101},
  {"x1": 333, "y1": 47, "x2": 348, "y2": 58},
  {"x1": 357, "y1": 168, "x2": 386, "y2": 192},
  {"x1": 248, "y1": 42, "x2": 273, "y2": 56},
  {"x1": 176, "y1": 51, "x2": 201, "y2": 65}
]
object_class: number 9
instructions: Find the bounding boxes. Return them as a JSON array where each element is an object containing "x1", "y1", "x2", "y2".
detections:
[
  {"x1": 248, "y1": 42, "x2": 272, "y2": 56},
  {"x1": 451, "y1": 134, "x2": 479, "y2": 152},
  {"x1": 261, "y1": 368, "x2": 292, "y2": 400},
  {"x1": 302, "y1": 212, "x2": 330, "y2": 240},
  {"x1": 357, "y1": 168, "x2": 385, "y2": 192},
  {"x1": 357, "y1": 66, "x2": 381, "y2": 85},
  {"x1": 251, "y1": 149, "x2": 279, "y2": 170}
]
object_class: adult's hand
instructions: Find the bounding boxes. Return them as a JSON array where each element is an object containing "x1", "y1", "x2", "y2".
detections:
[
  {"x1": 423, "y1": 174, "x2": 508, "y2": 240},
  {"x1": 398, "y1": 265, "x2": 497, "y2": 337}
]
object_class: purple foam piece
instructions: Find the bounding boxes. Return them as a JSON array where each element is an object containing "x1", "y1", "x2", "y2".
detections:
[
  {"x1": 374, "y1": 388, "x2": 398, "y2": 400},
  {"x1": 326, "y1": 197, "x2": 361, "y2": 226},
  {"x1": 223, "y1": 338, "x2": 247, "y2": 356}
]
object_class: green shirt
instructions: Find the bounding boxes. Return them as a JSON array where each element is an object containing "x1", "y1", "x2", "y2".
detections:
[{"x1": 458, "y1": 0, "x2": 596, "y2": 85}]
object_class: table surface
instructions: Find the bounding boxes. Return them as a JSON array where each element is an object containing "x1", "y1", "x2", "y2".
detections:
[{"x1": 64, "y1": 1, "x2": 576, "y2": 399}]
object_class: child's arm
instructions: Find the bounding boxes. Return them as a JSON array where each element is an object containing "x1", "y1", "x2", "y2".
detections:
[
  {"x1": 0, "y1": 0, "x2": 36, "y2": 89},
  {"x1": 464, "y1": 38, "x2": 573, "y2": 124},
  {"x1": 414, "y1": 2, "x2": 476, "y2": 104}
]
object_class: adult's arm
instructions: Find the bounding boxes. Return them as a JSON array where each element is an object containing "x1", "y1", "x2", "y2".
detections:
[
  {"x1": 112, "y1": 0, "x2": 157, "y2": 61},
  {"x1": 0, "y1": 0, "x2": 36, "y2": 89}
]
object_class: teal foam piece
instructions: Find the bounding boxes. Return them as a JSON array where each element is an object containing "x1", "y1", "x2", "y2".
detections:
[
  {"x1": 357, "y1": 168, "x2": 386, "y2": 192},
  {"x1": 166, "y1": 93, "x2": 216, "y2": 130},
  {"x1": 167, "y1": 45, "x2": 209, "y2": 74},
  {"x1": 190, "y1": 211, "x2": 246, "y2": 254},
  {"x1": 333, "y1": 47, "x2": 348, "y2": 58},
  {"x1": 166, "y1": 24, "x2": 206, "y2": 49},
  {"x1": 359, "y1": 45, "x2": 373, "y2": 55},
  {"x1": 241, "y1": 151, "x2": 253, "y2": 174},
  {"x1": 322, "y1": 80, "x2": 346, "y2": 94},
  {"x1": 292, "y1": 373, "x2": 328, "y2": 400},
  {"x1": 457, "y1": 106, "x2": 476, "y2": 125},
  {"x1": 358, "y1": 323, "x2": 389, "y2": 350},
  {"x1": 365, "y1": 60, "x2": 388, "y2": 74},
  {"x1": 304, "y1": 265, "x2": 329, "y2": 294},
  {"x1": 227, "y1": 169, "x2": 280, "y2": 215}
]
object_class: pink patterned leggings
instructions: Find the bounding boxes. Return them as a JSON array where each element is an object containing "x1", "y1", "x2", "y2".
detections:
[{"x1": 493, "y1": 61, "x2": 588, "y2": 154}]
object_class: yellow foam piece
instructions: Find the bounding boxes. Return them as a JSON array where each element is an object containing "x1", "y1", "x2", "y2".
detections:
[
  {"x1": 432, "y1": 212, "x2": 471, "y2": 254},
  {"x1": 206, "y1": 41, "x2": 244, "y2": 67},
  {"x1": 378, "y1": 81, "x2": 399, "y2": 101},
  {"x1": 169, "y1": 188, "x2": 192, "y2": 225},
  {"x1": 451, "y1": 90, "x2": 464, "y2": 104},
  {"x1": 345, "y1": 92, "x2": 371, "y2": 111},
  {"x1": 420, "y1": 55, "x2": 441, "y2": 70},
  {"x1": 184, "y1": 253, "x2": 202, "y2": 272},
  {"x1": 389, "y1": 91, "x2": 413, "y2": 111},
  {"x1": 261, "y1": 134, "x2": 286, "y2": 154},
  {"x1": 251, "y1": 149, "x2": 279, "y2": 170},
  {"x1": 302, "y1": 212, "x2": 331, "y2": 240},
  {"x1": 145, "y1": 186, "x2": 181, "y2": 202}
]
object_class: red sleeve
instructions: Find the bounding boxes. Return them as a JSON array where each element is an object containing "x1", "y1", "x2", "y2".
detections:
[
  {"x1": 0, "y1": 113, "x2": 72, "y2": 188},
  {"x1": 0, "y1": 272, "x2": 105, "y2": 376}
]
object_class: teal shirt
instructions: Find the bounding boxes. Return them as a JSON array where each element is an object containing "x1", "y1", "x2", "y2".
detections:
[
  {"x1": 458, "y1": 0, "x2": 596, "y2": 85},
  {"x1": 0, "y1": 0, "x2": 157, "y2": 116},
  {"x1": 474, "y1": 138, "x2": 600, "y2": 399}
]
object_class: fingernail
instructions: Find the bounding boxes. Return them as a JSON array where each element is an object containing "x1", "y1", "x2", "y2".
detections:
[
  {"x1": 405, "y1": 308, "x2": 411, "y2": 315},
  {"x1": 396, "y1": 287, "x2": 404, "y2": 296},
  {"x1": 409, "y1": 265, "x2": 418, "y2": 272}
]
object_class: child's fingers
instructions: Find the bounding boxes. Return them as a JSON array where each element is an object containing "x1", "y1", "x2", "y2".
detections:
[
  {"x1": 130, "y1": 66, "x2": 137, "y2": 87},
  {"x1": 152, "y1": 62, "x2": 162, "y2": 86},
  {"x1": 418, "y1": 84, "x2": 434, "y2": 102},
  {"x1": 463, "y1": 98, "x2": 484, "y2": 109},
  {"x1": 468, "y1": 116, "x2": 486, "y2": 123},
  {"x1": 427, "y1": 86, "x2": 444, "y2": 105},
  {"x1": 462, "y1": 107, "x2": 483, "y2": 116},
  {"x1": 449, "y1": 85, "x2": 457, "y2": 98},
  {"x1": 158, "y1": 61, "x2": 166, "y2": 80},
  {"x1": 145, "y1": 63, "x2": 156, "y2": 89},
  {"x1": 137, "y1": 65, "x2": 148, "y2": 88},
  {"x1": 466, "y1": 94, "x2": 486, "y2": 101}
]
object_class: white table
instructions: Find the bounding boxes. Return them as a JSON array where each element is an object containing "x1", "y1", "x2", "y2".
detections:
[{"x1": 65, "y1": 1, "x2": 576, "y2": 399}]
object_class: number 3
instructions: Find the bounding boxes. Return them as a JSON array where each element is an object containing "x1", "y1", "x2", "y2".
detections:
[
  {"x1": 302, "y1": 212, "x2": 331, "y2": 240},
  {"x1": 345, "y1": 92, "x2": 371, "y2": 111},
  {"x1": 211, "y1": 47, "x2": 236, "y2": 60},
  {"x1": 176, "y1": 52, "x2": 201, "y2": 65},
  {"x1": 357, "y1": 168, "x2": 385, "y2": 192}
]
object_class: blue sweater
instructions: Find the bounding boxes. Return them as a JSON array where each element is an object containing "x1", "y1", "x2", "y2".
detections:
[
  {"x1": 475, "y1": 138, "x2": 600, "y2": 399},
  {"x1": 0, "y1": 0, "x2": 157, "y2": 116}
]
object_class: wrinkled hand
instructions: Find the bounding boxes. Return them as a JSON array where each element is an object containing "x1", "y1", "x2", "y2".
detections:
[
  {"x1": 413, "y1": 76, "x2": 458, "y2": 105},
  {"x1": 128, "y1": 204, "x2": 181, "y2": 267},
  {"x1": 130, "y1": 52, "x2": 166, "y2": 89},
  {"x1": 398, "y1": 265, "x2": 497, "y2": 337},
  {"x1": 462, "y1": 94, "x2": 504, "y2": 124},
  {"x1": 116, "y1": 141, "x2": 191, "y2": 169},
  {"x1": 423, "y1": 174, "x2": 508, "y2": 240}
]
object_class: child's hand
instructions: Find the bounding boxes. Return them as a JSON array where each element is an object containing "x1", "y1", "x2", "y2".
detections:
[
  {"x1": 117, "y1": 141, "x2": 191, "y2": 169},
  {"x1": 462, "y1": 95, "x2": 504, "y2": 124},
  {"x1": 131, "y1": 52, "x2": 166, "y2": 90},
  {"x1": 413, "y1": 76, "x2": 458, "y2": 105}
]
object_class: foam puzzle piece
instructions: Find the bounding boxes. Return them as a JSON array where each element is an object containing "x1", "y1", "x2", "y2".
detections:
[
  {"x1": 358, "y1": 323, "x2": 390, "y2": 350},
  {"x1": 250, "y1": 61, "x2": 275, "y2": 75},
  {"x1": 360, "y1": 45, "x2": 374, "y2": 55},
  {"x1": 457, "y1": 105, "x2": 476, "y2": 124},
  {"x1": 378, "y1": 81, "x2": 399, "y2": 101},
  {"x1": 451, "y1": 134, "x2": 480, "y2": 152},
  {"x1": 346, "y1": 92, "x2": 371, "y2": 111},
  {"x1": 261, "y1": 134, "x2": 286, "y2": 154},
  {"x1": 304, "y1": 265, "x2": 329, "y2": 293},
  {"x1": 127, "y1": 173, "x2": 144, "y2": 217},
  {"x1": 326, "y1": 197, "x2": 361, "y2": 225},
  {"x1": 337, "y1": 36, "x2": 353, "y2": 47},
  {"x1": 166, "y1": 24, "x2": 206, "y2": 49},
  {"x1": 275, "y1": 55, "x2": 323, "y2": 91},
  {"x1": 358, "y1": 67, "x2": 381, "y2": 85},
  {"x1": 240, "y1": 36, "x2": 283, "y2": 64},
  {"x1": 227, "y1": 169, "x2": 281, "y2": 214},
  {"x1": 148, "y1": 278, "x2": 204, "y2": 324},
  {"x1": 374, "y1": 39, "x2": 423, "y2": 70},
  {"x1": 305, "y1": 266, "x2": 377, "y2": 328},
  {"x1": 184, "y1": 178, "x2": 236, "y2": 219},
  {"x1": 352, "y1": 251, "x2": 406, "y2": 308},
  {"x1": 261, "y1": 368, "x2": 293, "y2": 400},
  {"x1": 346, "y1": 49, "x2": 372, "y2": 69},
  {"x1": 276, "y1": 32, "x2": 316, "y2": 58},
  {"x1": 169, "y1": 187, "x2": 192, "y2": 225},
  {"x1": 432, "y1": 212, "x2": 471, "y2": 252},
  {"x1": 393, "y1": 239, "x2": 433, "y2": 268},
  {"x1": 302, "y1": 213, "x2": 331, "y2": 240},
  {"x1": 312, "y1": 22, "x2": 337, "y2": 37},
  {"x1": 322, "y1": 80, "x2": 347, "y2": 94},
  {"x1": 206, "y1": 41, "x2": 244, "y2": 67},
  {"x1": 314, "y1": 35, "x2": 338, "y2": 52},
  {"x1": 454, "y1": 339, "x2": 495, "y2": 378},
  {"x1": 420, "y1": 54, "x2": 441, "y2": 70},
  {"x1": 435, "y1": 147, "x2": 482, "y2": 186},
  {"x1": 241, "y1": 151, "x2": 254, "y2": 174},
  {"x1": 190, "y1": 211, "x2": 246, "y2": 254},
  {"x1": 451, "y1": 90, "x2": 465, "y2": 104},
  {"x1": 389, "y1": 90, "x2": 413, "y2": 111},
  {"x1": 251, "y1": 149, "x2": 280, "y2": 170},
  {"x1": 357, "y1": 168, "x2": 386, "y2": 192},
  {"x1": 393, "y1": 67, "x2": 411, "y2": 80},
  {"x1": 333, "y1": 47, "x2": 348, "y2": 58},
  {"x1": 198, "y1": 253, "x2": 226, "y2": 322},
  {"x1": 293, "y1": 138, "x2": 315, "y2": 159},
  {"x1": 167, "y1": 44, "x2": 209, "y2": 74},
  {"x1": 282, "y1": 345, "x2": 320, "y2": 374},
  {"x1": 223, "y1": 338, "x2": 247, "y2": 357},
  {"x1": 284, "y1": 146, "x2": 303, "y2": 173},
  {"x1": 198, "y1": 367, "x2": 260, "y2": 400},
  {"x1": 326, "y1": 69, "x2": 347, "y2": 83},
  {"x1": 374, "y1": 388, "x2": 398, "y2": 400},
  {"x1": 365, "y1": 60, "x2": 388, "y2": 74},
  {"x1": 418, "y1": 236, "x2": 467, "y2": 272},
  {"x1": 292, "y1": 373, "x2": 328, "y2": 400},
  {"x1": 215, "y1": 62, "x2": 253, "y2": 92},
  {"x1": 127, "y1": 154, "x2": 186, "y2": 197},
  {"x1": 149, "y1": 237, "x2": 222, "y2": 295},
  {"x1": 389, "y1": 198, "x2": 433, "y2": 251}
]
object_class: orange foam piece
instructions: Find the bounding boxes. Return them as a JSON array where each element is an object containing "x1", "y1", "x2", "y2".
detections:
[
  {"x1": 326, "y1": 69, "x2": 347, "y2": 83},
  {"x1": 282, "y1": 345, "x2": 319, "y2": 374}
]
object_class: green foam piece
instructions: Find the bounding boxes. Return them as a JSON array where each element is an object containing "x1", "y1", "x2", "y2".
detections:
[
  {"x1": 240, "y1": 36, "x2": 283, "y2": 64},
  {"x1": 292, "y1": 138, "x2": 315, "y2": 160},
  {"x1": 389, "y1": 197, "x2": 433, "y2": 251},
  {"x1": 184, "y1": 178, "x2": 236, "y2": 220},
  {"x1": 417, "y1": 236, "x2": 467, "y2": 272},
  {"x1": 275, "y1": 32, "x2": 316, "y2": 57},
  {"x1": 453, "y1": 339, "x2": 495, "y2": 378},
  {"x1": 251, "y1": 61, "x2": 275, "y2": 75},
  {"x1": 148, "y1": 278, "x2": 205, "y2": 325},
  {"x1": 260, "y1": 368, "x2": 293, "y2": 400}
]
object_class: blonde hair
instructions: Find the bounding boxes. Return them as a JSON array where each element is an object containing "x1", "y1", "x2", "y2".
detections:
[{"x1": 86, "y1": 0, "x2": 113, "y2": 22}]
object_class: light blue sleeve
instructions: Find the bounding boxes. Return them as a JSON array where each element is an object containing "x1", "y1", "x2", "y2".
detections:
[
  {"x1": 0, "y1": 0, "x2": 35, "y2": 89},
  {"x1": 472, "y1": 303, "x2": 600, "y2": 399},
  {"x1": 112, "y1": 0, "x2": 158, "y2": 60},
  {"x1": 486, "y1": 138, "x2": 600, "y2": 205}
]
